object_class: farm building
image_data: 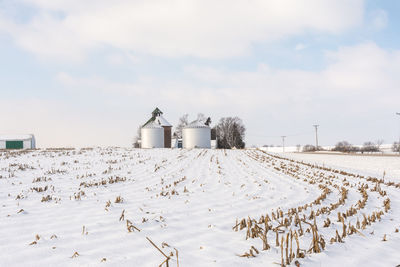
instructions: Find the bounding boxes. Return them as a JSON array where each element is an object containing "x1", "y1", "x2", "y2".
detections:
[
  {"x1": 0, "y1": 134, "x2": 36, "y2": 149},
  {"x1": 141, "y1": 122, "x2": 164, "y2": 148},
  {"x1": 141, "y1": 108, "x2": 172, "y2": 148},
  {"x1": 182, "y1": 120, "x2": 211, "y2": 149},
  {"x1": 172, "y1": 137, "x2": 183, "y2": 148}
]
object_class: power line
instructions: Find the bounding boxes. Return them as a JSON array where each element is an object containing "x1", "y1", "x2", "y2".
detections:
[
  {"x1": 247, "y1": 131, "x2": 314, "y2": 138},
  {"x1": 313, "y1": 124, "x2": 319, "y2": 150},
  {"x1": 281, "y1": 136, "x2": 286, "y2": 152}
]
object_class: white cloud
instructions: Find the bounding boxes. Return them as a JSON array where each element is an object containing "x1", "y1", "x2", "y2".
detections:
[
  {"x1": 295, "y1": 43, "x2": 307, "y2": 51},
  {"x1": 371, "y1": 9, "x2": 388, "y2": 30},
  {"x1": 0, "y1": 0, "x2": 364, "y2": 60},
  {"x1": 56, "y1": 42, "x2": 400, "y2": 115},
  {"x1": 106, "y1": 53, "x2": 125, "y2": 66},
  {"x1": 55, "y1": 72, "x2": 152, "y2": 97}
]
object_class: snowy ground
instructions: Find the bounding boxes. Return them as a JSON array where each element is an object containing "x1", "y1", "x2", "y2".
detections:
[
  {"x1": 0, "y1": 148, "x2": 399, "y2": 266},
  {"x1": 261, "y1": 144, "x2": 396, "y2": 154},
  {"x1": 281, "y1": 152, "x2": 400, "y2": 180}
]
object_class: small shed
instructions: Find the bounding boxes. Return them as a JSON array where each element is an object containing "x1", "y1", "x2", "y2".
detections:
[{"x1": 0, "y1": 134, "x2": 36, "y2": 149}]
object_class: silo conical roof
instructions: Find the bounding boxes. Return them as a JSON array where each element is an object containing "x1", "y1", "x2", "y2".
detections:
[
  {"x1": 154, "y1": 115, "x2": 172, "y2": 127},
  {"x1": 184, "y1": 120, "x2": 210, "y2": 128},
  {"x1": 142, "y1": 108, "x2": 172, "y2": 127},
  {"x1": 142, "y1": 121, "x2": 163, "y2": 129}
]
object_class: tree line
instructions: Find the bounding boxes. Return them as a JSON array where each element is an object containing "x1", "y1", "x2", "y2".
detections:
[{"x1": 302, "y1": 139, "x2": 400, "y2": 153}]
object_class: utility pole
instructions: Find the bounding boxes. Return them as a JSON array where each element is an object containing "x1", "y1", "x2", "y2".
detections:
[
  {"x1": 281, "y1": 136, "x2": 286, "y2": 152},
  {"x1": 397, "y1": 113, "x2": 400, "y2": 154},
  {"x1": 313, "y1": 125, "x2": 319, "y2": 151}
]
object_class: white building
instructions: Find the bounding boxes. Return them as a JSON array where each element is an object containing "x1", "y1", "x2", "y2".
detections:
[
  {"x1": 182, "y1": 120, "x2": 211, "y2": 149},
  {"x1": 0, "y1": 134, "x2": 36, "y2": 149},
  {"x1": 141, "y1": 122, "x2": 164, "y2": 148}
]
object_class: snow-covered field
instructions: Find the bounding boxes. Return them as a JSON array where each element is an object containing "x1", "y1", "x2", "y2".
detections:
[
  {"x1": 282, "y1": 152, "x2": 400, "y2": 180},
  {"x1": 0, "y1": 148, "x2": 399, "y2": 266}
]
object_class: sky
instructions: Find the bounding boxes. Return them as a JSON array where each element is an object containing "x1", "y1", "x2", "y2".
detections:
[{"x1": 0, "y1": 0, "x2": 400, "y2": 148}]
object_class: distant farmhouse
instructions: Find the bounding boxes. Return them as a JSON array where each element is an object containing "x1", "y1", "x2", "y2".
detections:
[{"x1": 0, "y1": 134, "x2": 36, "y2": 149}]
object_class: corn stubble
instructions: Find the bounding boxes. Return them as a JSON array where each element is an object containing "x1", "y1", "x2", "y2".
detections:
[{"x1": 235, "y1": 150, "x2": 396, "y2": 266}]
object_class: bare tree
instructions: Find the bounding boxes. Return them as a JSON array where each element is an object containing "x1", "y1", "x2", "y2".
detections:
[
  {"x1": 197, "y1": 113, "x2": 206, "y2": 123},
  {"x1": 333, "y1": 141, "x2": 359, "y2": 153},
  {"x1": 133, "y1": 125, "x2": 142, "y2": 148},
  {"x1": 302, "y1": 144, "x2": 316, "y2": 152},
  {"x1": 173, "y1": 114, "x2": 189, "y2": 139},
  {"x1": 376, "y1": 139, "x2": 384, "y2": 151},
  {"x1": 216, "y1": 117, "x2": 246, "y2": 149},
  {"x1": 361, "y1": 141, "x2": 378, "y2": 153},
  {"x1": 296, "y1": 144, "x2": 301, "y2": 152},
  {"x1": 393, "y1": 142, "x2": 400, "y2": 152}
]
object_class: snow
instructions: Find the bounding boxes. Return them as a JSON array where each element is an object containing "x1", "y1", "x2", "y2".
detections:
[
  {"x1": 185, "y1": 120, "x2": 209, "y2": 128},
  {"x1": 261, "y1": 144, "x2": 397, "y2": 154},
  {"x1": 142, "y1": 121, "x2": 163, "y2": 128},
  {"x1": 0, "y1": 148, "x2": 399, "y2": 266},
  {"x1": 0, "y1": 134, "x2": 34, "y2": 140},
  {"x1": 282, "y1": 152, "x2": 400, "y2": 180},
  {"x1": 155, "y1": 115, "x2": 172, "y2": 127}
]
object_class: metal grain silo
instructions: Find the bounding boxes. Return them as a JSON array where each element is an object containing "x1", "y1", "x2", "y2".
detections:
[
  {"x1": 141, "y1": 122, "x2": 164, "y2": 148},
  {"x1": 182, "y1": 120, "x2": 211, "y2": 149}
]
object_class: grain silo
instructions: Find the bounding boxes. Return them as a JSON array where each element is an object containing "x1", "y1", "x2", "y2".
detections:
[
  {"x1": 141, "y1": 122, "x2": 164, "y2": 148},
  {"x1": 141, "y1": 108, "x2": 172, "y2": 148},
  {"x1": 182, "y1": 120, "x2": 211, "y2": 149},
  {"x1": 0, "y1": 134, "x2": 36, "y2": 149}
]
